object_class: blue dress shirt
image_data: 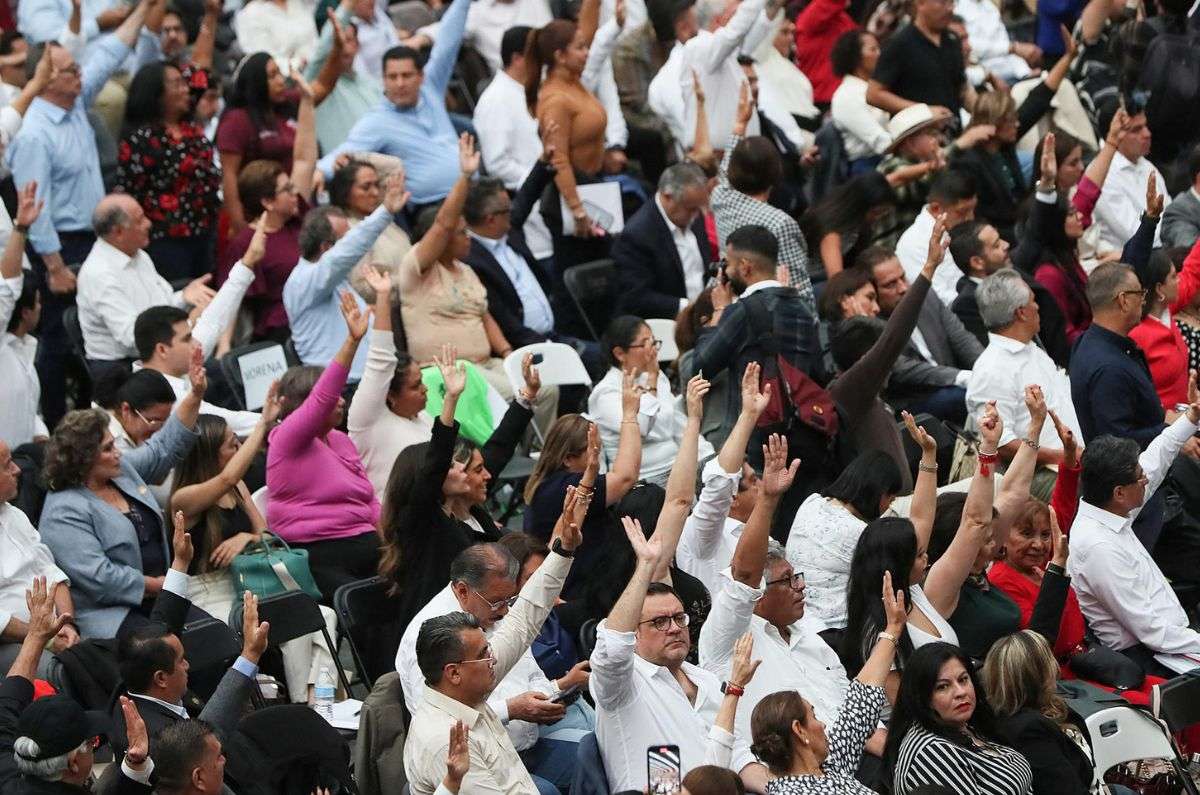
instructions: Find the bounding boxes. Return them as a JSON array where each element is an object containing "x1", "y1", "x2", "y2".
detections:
[
  {"x1": 6, "y1": 35, "x2": 130, "y2": 256},
  {"x1": 282, "y1": 205, "x2": 394, "y2": 381},
  {"x1": 470, "y1": 231, "x2": 555, "y2": 335},
  {"x1": 316, "y1": 0, "x2": 469, "y2": 205},
  {"x1": 1069, "y1": 323, "x2": 1166, "y2": 449}
]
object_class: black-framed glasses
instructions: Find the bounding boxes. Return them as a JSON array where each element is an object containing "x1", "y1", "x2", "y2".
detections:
[
  {"x1": 470, "y1": 587, "x2": 518, "y2": 611},
  {"x1": 765, "y1": 572, "x2": 806, "y2": 591},
  {"x1": 628, "y1": 339, "x2": 663, "y2": 351},
  {"x1": 638, "y1": 612, "x2": 690, "y2": 632}
]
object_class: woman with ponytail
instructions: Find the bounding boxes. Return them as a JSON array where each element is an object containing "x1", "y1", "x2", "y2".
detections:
[{"x1": 523, "y1": 0, "x2": 612, "y2": 329}]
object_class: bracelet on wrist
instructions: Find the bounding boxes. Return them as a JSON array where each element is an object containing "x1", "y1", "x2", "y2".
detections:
[
  {"x1": 1045, "y1": 562, "x2": 1067, "y2": 576},
  {"x1": 721, "y1": 681, "x2": 745, "y2": 697},
  {"x1": 1023, "y1": 437, "x2": 1040, "y2": 450},
  {"x1": 877, "y1": 631, "x2": 898, "y2": 645},
  {"x1": 918, "y1": 462, "x2": 938, "y2": 473},
  {"x1": 14, "y1": 224, "x2": 28, "y2": 235}
]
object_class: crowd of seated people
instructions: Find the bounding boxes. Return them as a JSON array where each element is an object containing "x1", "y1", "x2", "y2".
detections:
[{"x1": 5, "y1": 0, "x2": 1200, "y2": 792}]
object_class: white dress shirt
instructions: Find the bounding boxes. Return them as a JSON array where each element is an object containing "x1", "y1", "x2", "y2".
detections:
[
  {"x1": 0, "y1": 503, "x2": 69, "y2": 632},
  {"x1": 698, "y1": 571, "x2": 850, "y2": 772},
  {"x1": 785, "y1": 494, "x2": 865, "y2": 629},
  {"x1": 403, "y1": 552, "x2": 571, "y2": 795},
  {"x1": 473, "y1": 70, "x2": 542, "y2": 191},
  {"x1": 396, "y1": 583, "x2": 556, "y2": 751},
  {"x1": 462, "y1": 0, "x2": 553, "y2": 73},
  {"x1": 0, "y1": 273, "x2": 46, "y2": 448},
  {"x1": 831, "y1": 75, "x2": 892, "y2": 160},
  {"x1": 77, "y1": 239, "x2": 186, "y2": 361},
  {"x1": 1067, "y1": 416, "x2": 1200, "y2": 674},
  {"x1": 675, "y1": 459, "x2": 745, "y2": 595},
  {"x1": 752, "y1": 19, "x2": 818, "y2": 152},
  {"x1": 654, "y1": 194, "x2": 705, "y2": 308},
  {"x1": 965, "y1": 333, "x2": 1083, "y2": 447},
  {"x1": 954, "y1": 0, "x2": 1030, "y2": 82},
  {"x1": 896, "y1": 207, "x2": 961, "y2": 306},
  {"x1": 590, "y1": 619, "x2": 735, "y2": 792},
  {"x1": 351, "y1": 2, "x2": 399, "y2": 80},
  {"x1": 234, "y1": 0, "x2": 318, "y2": 71},
  {"x1": 1092, "y1": 151, "x2": 1171, "y2": 253},
  {"x1": 468, "y1": 231, "x2": 555, "y2": 335}
]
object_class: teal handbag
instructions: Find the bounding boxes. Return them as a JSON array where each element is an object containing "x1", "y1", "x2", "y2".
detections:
[{"x1": 230, "y1": 532, "x2": 323, "y2": 602}]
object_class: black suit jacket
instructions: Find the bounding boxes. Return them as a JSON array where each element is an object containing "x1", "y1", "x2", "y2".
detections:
[
  {"x1": 952, "y1": 272, "x2": 1072, "y2": 369},
  {"x1": 613, "y1": 197, "x2": 712, "y2": 319}
]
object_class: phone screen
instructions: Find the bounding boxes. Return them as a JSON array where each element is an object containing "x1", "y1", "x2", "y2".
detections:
[{"x1": 647, "y1": 745, "x2": 681, "y2": 795}]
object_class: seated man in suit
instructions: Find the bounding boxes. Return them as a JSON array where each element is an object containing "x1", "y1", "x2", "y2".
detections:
[
  {"x1": 867, "y1": 246, "x2": 982, "y2": 425},
  {"x1": 614, "y1": 162, "x2": 713, "y2": 319},
  {"x1": 1161, "y1": 146, "x2": 1200, "y2": 250}
]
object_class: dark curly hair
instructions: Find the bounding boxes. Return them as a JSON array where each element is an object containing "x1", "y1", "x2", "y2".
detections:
[{"x1": 44, "y1": 409, "x2": 111, "y2": 491}]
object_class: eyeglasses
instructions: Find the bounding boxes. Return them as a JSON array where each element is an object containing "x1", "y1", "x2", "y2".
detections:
[
  {"x1": 489, "y1": 207, "x2": 512, "y2": 217},
  {"x1": 470, "y1": 587, "x2": 519, "y2": 611},
  {"x1": 638, "y1": 612, "x2": 690, "y2": 632},
  {"x1": 450, "y1": 645, "x2": 496, "y2": 668},
  {"x1": 134, "y1": 408, "x2": 165, "y2": 428},
  {"x1": 1117, "y1": 288, "x2": 1148, "y2": 302},
  {"x1": 765, "y1": 572, "x2": 806, "y2": 592},
  {"x1": 627, "y1": 339, "x2": 663, "y2": 351}
]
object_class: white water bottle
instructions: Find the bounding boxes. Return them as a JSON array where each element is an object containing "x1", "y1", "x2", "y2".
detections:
[{"x1": 314, "y1": 666, "x2": 336, "y2": 722}]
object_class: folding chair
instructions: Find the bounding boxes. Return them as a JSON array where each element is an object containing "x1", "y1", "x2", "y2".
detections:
[
  {"x1": 1152, "y1": 672, "x2": 1200, "y2": 734},
  {"x1": 180, "y1": 616, "x2": 242, "y2": 671},
  {"x1": 219, "y1": 341, "x2": 299, "y2": 410},
  {"x1": 503, "y1": 342, "x2": 593, "y2": 443},
  {"x1": 1085, "y1": 705, "x2": 1199, "y2": 794},
  {"x1": 562, "y1": 259, "x2": 615, "y2": 341},
  {"x1": 332, "y1": 577, "x2": 401, "y2": 691},
  {"x1": 578, "y1": 618, "x2": 599, "y2": 659},
  {"x1": 233, "y1": 591, "x2": 351, "y2": 700},
  {"x1": 645, "y1": 317, "x2": 679, "y2": 363}
]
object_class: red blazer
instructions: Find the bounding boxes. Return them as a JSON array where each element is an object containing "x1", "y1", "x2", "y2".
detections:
[
  {"x1": 793, "y1": 0, "x2": 856, "y2": 104},
  {"x1": 1130, "y1": 314, "x2": 1189, "y2": 410}
]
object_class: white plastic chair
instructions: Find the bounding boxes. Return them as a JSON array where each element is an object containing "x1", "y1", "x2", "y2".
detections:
[
  {"x1": 503, "y1": 343, "x2": 593, "y2": 443},
  {"x1": 1085, "y1": 705, "x2": 1179, "y2": 790},
  {"x1": 646, "y1": 317, "x2": 679, "y2": 363},
  {"x1": 251, "y1": 485, "x2": 269, "y2": 518}
]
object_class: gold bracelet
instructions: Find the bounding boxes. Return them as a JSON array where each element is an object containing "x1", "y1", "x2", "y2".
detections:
[{"x1": 918, "y1": 462, "x2": 938, "y2": 473}]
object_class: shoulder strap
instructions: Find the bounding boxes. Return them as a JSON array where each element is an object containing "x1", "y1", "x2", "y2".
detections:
[{"x1": 740, "y1": 291, "x2": 780, "y2": 358}]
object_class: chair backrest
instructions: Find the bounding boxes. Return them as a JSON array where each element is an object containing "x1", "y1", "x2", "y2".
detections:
[
  {"x1": 63, "y1": 306, "x2": 86, "y2": 358},
  {"x1": 220, "y1": 341, "x2": 298, "y2": 410},
  {"x1": 247, "y1": 590, "x2": 327, "y2": 646},
  {"x1": 180, "y1": 616, "x2": 242, "y2": 672},
  {"x1": 1085, "y1": 705, "x2": 1177, "y2": 788},
  {"x1": 333, "y1": 577, "x2": 402, "y2": 689},
  {"x1": 251, "y1": 485, "x2": 269, "y2": 517},
  {"x1": 1152, "y1": 673, "x2": 1200, "y2": 732},
  {"x1": 645, "y1": 317, "x2": 679, "y2": 362},
  {"x1": 562, "y1": 259, "x2": 615, "y2": 341},
  {"x1": 503, "y1": 343, "x2": 593, "y2": 397},
  {"x1": 578, "y1": 618, "x2": 600, "y2": 659}
]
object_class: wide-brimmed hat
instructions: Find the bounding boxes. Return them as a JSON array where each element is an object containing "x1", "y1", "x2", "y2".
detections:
[{"x1": 885, "y1": 104, "x2": 945, "y2": 153}]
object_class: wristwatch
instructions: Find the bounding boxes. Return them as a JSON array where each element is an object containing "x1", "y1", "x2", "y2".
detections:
[
  {"x1": 551, "y1": 538, "x2": 575, "y2": 558},
  {"x1": 721, "y1": 681, "x2": 745, "y2": 697}
]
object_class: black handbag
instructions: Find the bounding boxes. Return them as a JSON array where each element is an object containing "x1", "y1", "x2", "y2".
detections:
[{"x1": 1067, "y1": 635, "x2": 1147, "y2": 691}]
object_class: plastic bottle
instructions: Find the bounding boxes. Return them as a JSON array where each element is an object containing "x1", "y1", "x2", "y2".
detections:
[{"x1": 314, "y1": 666, "x2": 335, "y2": 722}]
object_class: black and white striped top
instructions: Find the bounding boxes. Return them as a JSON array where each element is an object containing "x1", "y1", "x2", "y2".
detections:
[{"x1": 893, "y1": 725, "x2": 1033, "y2": 795}]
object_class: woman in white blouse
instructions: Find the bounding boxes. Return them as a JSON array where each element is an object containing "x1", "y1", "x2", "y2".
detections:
[
  {"x1": 235, "y1": 0, "x2": 319, "y2": 72},
  {"x1": 587, "y1": 315, "x2": 712, "y2": 487},
  {"x1": 829, "y1": 29, "x2": 892, "y2": 174},
  {"x1": 785, "y1": 448, "x2": 903, "y2": 632}
]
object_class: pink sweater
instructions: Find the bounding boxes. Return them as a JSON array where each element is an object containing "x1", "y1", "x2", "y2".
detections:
[{"x1": 266, "y1": 360, "x2": 380, "y2": 543}]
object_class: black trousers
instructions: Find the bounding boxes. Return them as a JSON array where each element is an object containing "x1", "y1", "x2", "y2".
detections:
[
  {"x1": 37, "y1": 230, "x2": 96, "y2": 430},
  {"x1": 292, "y1": 530, "x2": 380, "y2": 605}
]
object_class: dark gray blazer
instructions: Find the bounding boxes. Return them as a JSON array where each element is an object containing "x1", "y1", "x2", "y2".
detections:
[
  {"x1": 888, "y1": 290, "x2": 983, "y2": 392},
  {"x1": 39, "y1": 414, "x2": 197, "y2": 638},
  {"x1": 1161, "y1": 188, "x2": 1200, "y2": 249}
]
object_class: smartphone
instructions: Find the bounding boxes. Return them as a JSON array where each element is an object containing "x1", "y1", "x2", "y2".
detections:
[
  {"x1": 647, "y1": 745, "x2": 681, "y2": 795},
  {"x1": 550, "y1": 683, "x2": 582, "y2": 705},
  {"x1": 531, "y1": 353, "x2": 545, "y2": 365}
]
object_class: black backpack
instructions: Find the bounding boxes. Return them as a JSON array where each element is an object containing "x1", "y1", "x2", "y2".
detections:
[{"x1": 1138, "y1": 21, "x2": 1200, "y2": 145}]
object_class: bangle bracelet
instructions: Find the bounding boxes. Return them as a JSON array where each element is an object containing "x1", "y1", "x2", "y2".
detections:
[
  {"x1": 919, "y1": 462, "x2": 938, "y2": 473},
  {"x1": 1023, "y1": 437, "x2": 1040, "y2": 450},
  {"x1": 877, "y1": 631, "x2": 897, "y2": 644}
]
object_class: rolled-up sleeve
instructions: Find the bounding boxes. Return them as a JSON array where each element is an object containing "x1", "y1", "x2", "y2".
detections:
[
  {"x1": 697, "y1": 572, "x2": 760, "y2": 676},
  {"x1": 589, "y1": 621, "x2": 638, "y2": 710}
]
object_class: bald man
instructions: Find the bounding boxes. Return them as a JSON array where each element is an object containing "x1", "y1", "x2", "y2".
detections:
[{"x1": 75, "y1": 194, "x2": 216, "y2": 379}]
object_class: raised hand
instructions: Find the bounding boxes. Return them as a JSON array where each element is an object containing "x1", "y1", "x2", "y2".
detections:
[
  {"x1": 551, "y1": 485, "x2": 584, "y2": 552},
  {"x1": 684, "y1": 374, "x2": 711, "y2": 419},
  {"x1": 435, "y1": 344, "x2": 467, "y2": 398},
  {"x1": 383, "y1": 169, "x2": 411, "y2": 214},
  {"x1": 1049, "y1": 509, "x2": 1068, "y2": 568},
  {"x1": 978, "y1": 400, "x2": 1003, "y2": 451},
  {"x1": 459, "y1": 132, "x2": 481, "y2": 176},
  {"x1": 740, "y1": 361, "x2": 771, "y2": 417},
  {"x1": 1048, "y1": 409, "x2": 1078, "y2": 468},
  {"x1": 1146, "y1": 172, "x2": 1164, "y2": 219},
  {"x1": 585, "y1": 422, "x2": 601, "y2": 473},
  {"x1": 171, "y1": 509, "x2": 194, "y2": 571},
  {"x1": 1105, "y1": 108, "x2": 1130, "y2": 148},
  {"x1": 182, "y1": 274, "x2": 216, "y2": 308},
  {"x1": 925, "y1": 212, "x2": 950, "y2": 270},
  {"x1": 240, "y1": 591, "x2": 271, "y2": 663},
  {"x1": 15, "y1": 180, "x2": 43, "y2": 228},
  {"x1": 728, "y1": 632, "x2": 761, "y2": 688},
  {"x1": 260, "y1": 380, "x2": 283, "y2": 426},
  {"x1": 620, "y1": 368, "x2": 641, "y2": 419},
  {"x1": 760, "y1": 433, "x2": 801, "y2": 498},
  {"x1": 521, "y1": 352, "x2": 541, "y2": 402},
  {"x1": 444, "y1": 721, "x2": 470, "y2": 794},
  {"x1": 360, "y1": 263, "x2": 392, "y2": 298},
  {"x1": 691, "y1": 68, "x2": 705, "y2": 105},
  {"x1": 339, "y1": 290, "x2": 371, "y2": 340},
  {"x1": 621, "y1": 516, "x2": 661, "y2": 567},
  {"x1": 881, "y1": 570, "x2": 908, "y2": 635},
  {"x1": 735, "y1": 80, "x2": 754, "y2": 130},
  {"x1": 1023, "y1": 384, "x2": 1047, "y2": 427},
  {"x1": 902, "y1": 410, "x2": 936, "y2": 457},
  {"x1": 188, "y1": 343, "x2": 208, "y2": 398},
  {"x1": 120, "y1": 696, "x2": 149, "y2": 767},
  {"x1": 24, "y1": 576, "x2": 68, "y2": 645},
  {"x1": 243, "y1": 218, "x2": 269, "y2": 270},
  {"x1": 1186, "y1": 370, "x2": 1200, "y2": 424},
  {"x1": 615, "y1": 0, "x2": 626, "y2": 27},
  {"x1": 1039, "y1": 132, "x2": 1057, "y2": 188}
]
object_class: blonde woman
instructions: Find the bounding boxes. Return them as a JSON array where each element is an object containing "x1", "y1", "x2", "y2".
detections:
[{"x1": 983, "y1": 630, "x2": 1100, "y2": 795}]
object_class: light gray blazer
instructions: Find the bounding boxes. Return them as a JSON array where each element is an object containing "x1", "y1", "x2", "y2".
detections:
[{"x1": 39, "y1": 413, "x2": 198, "y2": 639}]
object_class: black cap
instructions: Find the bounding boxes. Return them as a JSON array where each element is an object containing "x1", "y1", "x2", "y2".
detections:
[{"x1": 15, "y1": 695, "x2": 111, "y2": 761}]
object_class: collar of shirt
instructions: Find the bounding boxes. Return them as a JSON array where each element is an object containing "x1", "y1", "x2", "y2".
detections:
[
  {"x1": 423, "y1": 685, "x2": 483, "y2": 727},
  {"x1": 130, "y1": 692, "x2": 189, "y2": 719},
  {"x1": 1075, "y1": 499, "x2": 1131, "y2": 536},
  {"x1": 654, "y1": 193, "x2": 687, "y2": 236},
  {"x1": 1089, "y1": 322, "x2": 1140, "y2": 355},
  {"x1": 469, "y1": 229, "x2": 510, "y2": 258},
  {"x1": 1112, "y1": 150, "x2": 1145, "y2": 175},
  {"x1": 29, "y1": 96, "x2": 69, "y2": 124},
  {"x1": 1191, "y1": 187, "x2": 1200, "y2": 204},
  {"x1": 740, "y1": 279, "x2": 783, "y2": 299},
  {"x1": 91, "y1": 237, "x2": 139, "y2": 270},
  {"x1": 985, "y1": 332, "x2": 1030, "y2": 355},
  {"x1": 630, "y1": 654, "x2": 716, "y2": 702}
]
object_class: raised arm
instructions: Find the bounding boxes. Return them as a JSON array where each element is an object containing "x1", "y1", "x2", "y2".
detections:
[
  {"x1": 410, "y1": 133, "x2": 478, "y2": 273},
  {"x1": 1119, "y1": 172, "x2": 1162, "y2": 273},
  {"x1": 347, "y1": 266, "x2": 396, "y2": 433},
  {"x1": 1170, "y1": 235, "x2": 1200, "y2": 315},
  {"x1": 903, "y1": 411, "x2": 939, "y2": 550},
  {"x1": 857, "y1": 572, "x2": 907, "y2": 688},
  {"x1": 688, "y1": 71, "x2": 712, "y2": 161},
  {"x1": 649, "y1": 375, "x2": 710, "y2": 580},
  {"x1": 173, "y1": 344, "x2": 209, "y2": 429},
  {"x1": 607, "y1": 518, "x2": 663, "y2": 632},
  {"x1": 435, "y1": 343, "x2": 468, "y2": 428},
  {"x1": 604, "y1": 370, "x2": 645, "y2": 504},
  {"x1": 0, "y1": 182, "x2": 38, "y2": 282},
  {"x1": 5, "y1": 577, "x2": 68, "y2": 681},
  {"x1": 994, "y1": 386, "x2": 1048, "y2": 536},
  {"x1": 290, "y1": 77, "x2": 318, "y2": 201},
  {"x1": 425, "y1": 0, "x2": 470, "y2": 93},
  {"x1": 191, "y1": 0, "x2": 221, "y2": 69},
  {"x1": 923, "y1": 402, "x2": 1000, "y2": 617},
  {"x1": 730, "y1": 434, "x2": 799, "y2": 586}
]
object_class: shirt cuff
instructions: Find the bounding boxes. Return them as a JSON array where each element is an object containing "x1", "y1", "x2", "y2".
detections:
[
  {"x1": 232, "y1": 655, "x2": 259, "y2": 680},
  {"x1": 708, "y1": 724, "x2": 735, "y2": 750},
  {"x1": 121, "y1": 757, "x2": 155, "y2": 784},
  {"x1": 162, "y1": 568, "x2": 189, "y2": 598},
  {"x1": 701, "y1": 456, "x2": 744, "y2": 484},
  {"x1": 954, "y1": 369, "x2": 972, "y2": 388},
  {"x1": 720, "y1": 569, "x2": 764, "y2": 601},
  {"x1": 495, "y1": 697, "x2": 510, "y2": 723},
  {"x1": 1, "y1": 274, "x2": 23, "y2": 295},
  {"x1": 1035, "y1": 188, "x2": 1057, "y2": 203},
  {"x1": 679, "y1": 297, "x2": 689, "y2": 312},
  {"x1": 228, "y1": 262, "x2": 256, "y2": 286},
  {"x1": 433, "y1": 785, "x2": 455, "y2": 795}
]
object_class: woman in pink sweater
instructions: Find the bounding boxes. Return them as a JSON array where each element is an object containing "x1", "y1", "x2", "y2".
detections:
[{"x1": 266, "y1": 291, "x2": 378, "y2": 601}]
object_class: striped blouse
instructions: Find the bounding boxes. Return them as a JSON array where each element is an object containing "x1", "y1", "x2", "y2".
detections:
[{"x1": 893, "y1": 725, "x2": 1033, "y2": 795}]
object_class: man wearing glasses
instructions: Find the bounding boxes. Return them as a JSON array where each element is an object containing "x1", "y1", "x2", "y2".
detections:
[
  {"x1": 402, "y1": 507, "x2": 586, "y2": 795},
  {"x1": 1070, "y1": 262, "x2": 1200, "y2": 549},
  {"x1": 697, "y1": 434, "x2": 874, "y2": 793}
]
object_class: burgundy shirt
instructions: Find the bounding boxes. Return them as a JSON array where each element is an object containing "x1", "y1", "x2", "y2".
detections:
[
  {"x1": 216, "y1": 106, "x2": 297, "y2": 171},
  {"x1": 218, "y1": 198, "x2": 308, "y2": 339}
]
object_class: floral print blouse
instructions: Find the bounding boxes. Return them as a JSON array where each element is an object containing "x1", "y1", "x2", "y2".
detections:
[{"x1": 117, "y1": 118, "x2": 221, "y2": 241}]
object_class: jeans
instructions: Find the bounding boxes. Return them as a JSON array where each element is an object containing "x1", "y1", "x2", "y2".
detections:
[{"x1": 520, "y1": 700, "x2": 596, "y2": 794}]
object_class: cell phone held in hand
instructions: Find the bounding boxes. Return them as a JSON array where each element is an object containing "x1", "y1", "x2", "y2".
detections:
[
  {"x1": 550, "y1": 683, "x2": 583, "y2": 705},
  {"x1": 647, "y1": 744, "x2": 682, "y2": 795}
]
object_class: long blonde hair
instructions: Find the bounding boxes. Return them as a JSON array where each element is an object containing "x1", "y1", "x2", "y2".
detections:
[
  {"x1": 524, "y1": 414, "x2": 591, "y2": 503},
  {"x1": 982, "y1": 629, "x2": 1069, "y2": 723}
]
